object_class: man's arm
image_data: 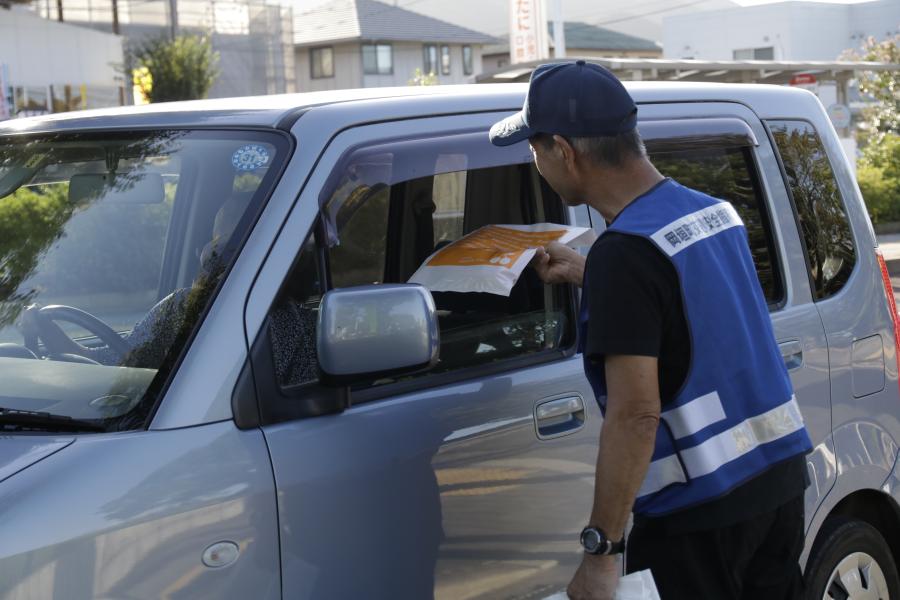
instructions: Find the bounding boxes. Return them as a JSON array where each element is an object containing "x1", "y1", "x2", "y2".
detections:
[{"x1": 567, "y1": 354, "x2": 661, "y2": 600}]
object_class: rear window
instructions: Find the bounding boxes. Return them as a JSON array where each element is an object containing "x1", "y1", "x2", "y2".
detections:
[
  {"x1": 768, "y1": 120, "x2": 856, "y2": 299},
  {"x1": 649, "y1": 145, "x2": 783, "y2": 305}
]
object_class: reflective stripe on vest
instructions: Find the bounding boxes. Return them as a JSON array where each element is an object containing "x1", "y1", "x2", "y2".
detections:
[
  {"x1": 649, "y1": 202, "x2": 743, "y2": 257},
  {"x1": 638, "y1": 395, "x2": 804, "y2": 499}
]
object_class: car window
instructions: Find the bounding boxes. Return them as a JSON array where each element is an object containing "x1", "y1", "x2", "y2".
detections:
[
  {"x1": 767, "y1": 120, "x2": 856, "y2": 300},
  {"x1": 649, "y1": 145, "x2": 783, "y2": 305},
  {"x1": 267, "y1": 134, "x2": 574, "y2": 390},
  {"x1": 0, "y1": 130, "x2": 289, "y2": 431}
]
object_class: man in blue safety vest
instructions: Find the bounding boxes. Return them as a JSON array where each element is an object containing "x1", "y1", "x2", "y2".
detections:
[{"x1": 490, "y1": 61, "x2": 813, "y2": 599}]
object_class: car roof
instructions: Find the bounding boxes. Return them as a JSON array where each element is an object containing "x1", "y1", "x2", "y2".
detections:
[{"x1": 0, "y1": 82, "x2": 820, "y2": 135}]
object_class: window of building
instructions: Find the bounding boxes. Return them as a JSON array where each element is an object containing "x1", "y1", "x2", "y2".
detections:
[
  {"x1": 462, "y1": 46, "x2": 474, "y2": 75},
  {"x1": 768, "y1": 120, "x2": 856, "y2": 299},
  {"x1": 650, "y1": 145, "x2": 783, "y2": 305},
  {"x1": 423, "y1": 44, "x2": 439, "y2": 75},
  {"x1": 362, "y1": 43, "x2": 393, "y2": 75},
  {"x1": 310, "y1": 46, "x2": 334, "y2": 79},
  {"x1": 440, "y1": 45, "x2": 451, "y2": 75},
  {"x1": 733, "y1": 47, "x2": 774, "y2": 60},
  {"x1": 267, "y1": 131, "x2": 574, "y2": 390}
]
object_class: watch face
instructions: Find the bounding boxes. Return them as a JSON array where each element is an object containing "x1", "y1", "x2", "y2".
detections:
[{"x1": 581, "y1": 528, "x2": 602, "y2": 552}]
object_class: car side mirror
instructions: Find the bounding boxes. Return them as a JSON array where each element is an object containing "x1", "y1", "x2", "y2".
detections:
[{"x1": 317, "y1": 284, "x2": 439, "y2": 385}]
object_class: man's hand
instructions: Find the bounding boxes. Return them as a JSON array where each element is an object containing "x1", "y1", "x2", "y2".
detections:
[
  {"x1": 530, "y1": 241, "x2": 586, "y2": 287},
  {"x1": 567, "y1": 554, "x2": 620, "y2": 600}
]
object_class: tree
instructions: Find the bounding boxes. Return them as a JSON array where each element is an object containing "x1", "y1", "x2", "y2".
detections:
[
  {"x1": 841, "y1": 33, "x2": 900, "y2": 146},
  {"x1": 408, "y1": 68, "x2": 439, "y2": 87},
  {"x1": 131, "y1": 33, "x2": 219, "y2": 103},
  {"x1": 857, "y1": 133, "x2": 900, "y2": 224}
]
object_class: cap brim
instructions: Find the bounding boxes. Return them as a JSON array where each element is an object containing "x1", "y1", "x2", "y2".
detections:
[{"x1": 489, "y1": 111, "x2": 533, "y2": 146}]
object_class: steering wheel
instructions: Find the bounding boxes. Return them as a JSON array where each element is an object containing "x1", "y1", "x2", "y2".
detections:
[{"x1": 23, "y1": 305, "x2": 131, "y2": 361}]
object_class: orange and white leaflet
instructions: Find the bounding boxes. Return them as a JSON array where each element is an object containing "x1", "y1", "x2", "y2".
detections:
[{"x1": 408, "y1": 223, "x2": 595, "y2": 296}]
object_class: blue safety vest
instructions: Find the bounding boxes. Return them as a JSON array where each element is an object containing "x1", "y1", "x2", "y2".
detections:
[{"x1": 580, "y1": 178, "x2": 812, "y2": 517}]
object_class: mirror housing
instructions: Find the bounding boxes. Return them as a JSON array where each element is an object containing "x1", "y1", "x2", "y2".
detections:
[{"x1": 317, "y1": 284, "x2": 439, "y2": 385}]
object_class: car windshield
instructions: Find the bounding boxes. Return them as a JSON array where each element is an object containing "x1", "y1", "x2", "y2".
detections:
[{"x1": 0, "y1": 129, "x2": 289, "y2": 431}]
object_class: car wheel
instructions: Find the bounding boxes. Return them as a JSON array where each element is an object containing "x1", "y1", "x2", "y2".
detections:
[{"x1": 805, "y1": 518, "x2": 900, "y2": 600}]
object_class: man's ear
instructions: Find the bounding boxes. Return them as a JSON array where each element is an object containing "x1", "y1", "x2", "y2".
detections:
[{"x1": 553, "y1": 134, "x2": 577, "y2": 171}]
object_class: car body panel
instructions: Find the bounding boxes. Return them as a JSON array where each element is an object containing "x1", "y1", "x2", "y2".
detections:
[{"x1": 0, "y1": 422, "x2": 279, "y2": 599}]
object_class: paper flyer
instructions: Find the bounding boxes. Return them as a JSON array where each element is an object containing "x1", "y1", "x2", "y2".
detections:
[{"x1": 408, "y1": 223, "x2": 595, "y2": 296}]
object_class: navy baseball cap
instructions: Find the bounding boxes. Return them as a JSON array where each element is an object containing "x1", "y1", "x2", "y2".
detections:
[{"x1": 489, "y1": 60, "x2": 637, "y2": 147}]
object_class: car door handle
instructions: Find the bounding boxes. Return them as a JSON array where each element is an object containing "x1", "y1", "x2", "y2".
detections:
[
  {"x1": 535, "y1": 395, "x2": 586, "y2": 439},
  {"x1": 779, "y1": 340, "x2": 803, "y2": 371}
]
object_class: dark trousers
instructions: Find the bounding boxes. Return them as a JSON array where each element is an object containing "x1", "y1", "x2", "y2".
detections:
[{"x1": 626, "y1": 495, "x2": 805, "y2": 599}]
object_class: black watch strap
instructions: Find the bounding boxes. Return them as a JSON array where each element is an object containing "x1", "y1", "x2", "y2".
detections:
[{"x1": 605, "y1": 537, "x2": 626, "y2": 555}]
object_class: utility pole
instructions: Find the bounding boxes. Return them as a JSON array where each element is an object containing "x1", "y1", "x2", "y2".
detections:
[
  {"x1": 56, "y1": 0, "x2": 63, "y2": 21},
  {"x1": 112, "y1": 0, "x2": 119, "y2": 34},
  {"x1": 549, "y1": 0, "x2": 566, "y2": 58},
  {"x1": 168, "y1": 0, "x2": 177, "y2": 40}
]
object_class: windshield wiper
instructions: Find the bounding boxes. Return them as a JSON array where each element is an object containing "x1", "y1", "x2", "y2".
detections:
[{"x1": 0, "y1": 407, "x2": 105, "y2": 433}]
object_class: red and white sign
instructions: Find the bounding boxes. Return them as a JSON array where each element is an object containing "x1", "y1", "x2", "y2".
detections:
[
  {"x1": 790, "y1": 74, "x2": 817, "y2": 86},
  {"x1": 510, "y1": 0, "x2": 549, "y2": 65}
]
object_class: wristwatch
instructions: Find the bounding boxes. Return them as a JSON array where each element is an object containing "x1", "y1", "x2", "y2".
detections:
[{"x1": 580, "y1": 526, "x2": 626, "y2": 555}]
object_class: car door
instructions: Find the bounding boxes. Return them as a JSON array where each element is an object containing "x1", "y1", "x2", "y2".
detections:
[{"x1": 244, "y1": 111, "x2": 602, "y2": 600}]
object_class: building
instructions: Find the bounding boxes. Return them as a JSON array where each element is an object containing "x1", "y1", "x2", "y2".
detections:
[
  {"x1": 482, "y1": 21, "x2": 661, "y2": 73},
  {"x1": 34, "y1": 0, "x2": 296, "y2": 99},
  {"x1": 663, "y1": 0, "x2": 899, "y2": 61},
  {"x1": 293, "y1": 0, "x2": 497, "y2": 91},
  {"x1": 0, "y1": 6, "x2": 123, "y2": 118}
]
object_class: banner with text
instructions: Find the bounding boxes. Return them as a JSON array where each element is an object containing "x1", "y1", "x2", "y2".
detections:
[{"x1": 510, "y1": 0, "x2": 549, "y2": 65}]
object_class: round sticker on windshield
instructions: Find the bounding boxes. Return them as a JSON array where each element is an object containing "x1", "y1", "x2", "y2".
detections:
[{"x1": 231, "y1": 144, "x2": 270, "y2": 172}]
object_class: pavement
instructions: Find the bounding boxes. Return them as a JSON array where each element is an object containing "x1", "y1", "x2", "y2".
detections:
[
  {"x1": 880, "y1": 234, "x2": 900, "y2": 268},
  {"x1": 877, "y1": 235, "x2": 900, "y2": 307}
]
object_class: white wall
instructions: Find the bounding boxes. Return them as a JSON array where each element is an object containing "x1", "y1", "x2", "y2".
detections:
[
  {"x1": 663, "y1": 1, "x2": 899, "y2": 61},
  {"x1": 0, "y1": 7, "x2": 123, "y2": 88},
  {"x1": 362, "y1": 42, "x2": 482, "y2": 88},
  {"x1": 296, "y1": 40, "x2": 484, "y2": 91},
  {"x1": 296, "y1": 43, "x2": 364, "y2": 92}
]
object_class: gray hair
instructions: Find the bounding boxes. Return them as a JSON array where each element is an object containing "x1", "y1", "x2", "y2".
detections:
[{"x1": 531, "y1": 129, "x2": 646, "y2": 167}]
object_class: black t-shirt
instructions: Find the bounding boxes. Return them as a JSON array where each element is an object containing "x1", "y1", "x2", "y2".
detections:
[{"x1": 584, "y1": 230, "x2": 807, "y2": 535}]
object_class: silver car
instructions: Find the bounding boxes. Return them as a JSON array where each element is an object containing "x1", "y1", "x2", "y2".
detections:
[{"x1": 0, "y1": 82, "x2": 897, "y2": 600}]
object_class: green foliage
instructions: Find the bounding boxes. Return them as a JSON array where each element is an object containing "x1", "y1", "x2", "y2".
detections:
[
  {"x1": 841, "y1": 33, "x2": 900, "y2": 146},
  {"x1": 0, "y1": 185, "x2": 73, "y2": 326},
  {"x1": 408, "y1": 68, "x2": 439, "y2": 86},
  {"x1": 131, "y1": 33, "x2": 220, "y2": 103},
  {"x1": 857, "y1": 133, "x2": 900, "y2": 224}
]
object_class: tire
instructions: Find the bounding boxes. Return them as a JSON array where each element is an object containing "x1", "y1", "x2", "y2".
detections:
[{"x1": 804, "y1": 517, "x2": 900, "y2": 600}]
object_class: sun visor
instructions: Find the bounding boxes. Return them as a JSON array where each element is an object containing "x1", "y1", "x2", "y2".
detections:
[{"x1": 319, "y1": 129, "x2": 532, "y2": 247}]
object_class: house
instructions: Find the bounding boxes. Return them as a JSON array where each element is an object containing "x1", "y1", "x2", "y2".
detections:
[
  {"x1": 482, "y1": 21, "x2": 661, "y2": 74},
  {"x1": 293, "y1": 0, "x2": 497, "y2": 91},
  {"x1": 663, "y1": 0, "x2": 899, "y2": 61},
  {"x1": 33, "y1": 0, "x2": 297, "y2": 99},
  {"x1": 0, "y1": 6, "x2": 123, "y2": 117}
]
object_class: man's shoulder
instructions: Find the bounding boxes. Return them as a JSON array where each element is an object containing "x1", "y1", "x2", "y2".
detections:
[
  {"x1": 588, "y1": 231, "x2": 666, "y2": 265},
  {"x1": 585, "y1": 231, "x2": 676, "y2": 289}
]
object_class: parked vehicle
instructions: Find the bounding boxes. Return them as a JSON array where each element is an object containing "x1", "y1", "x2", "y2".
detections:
[{"x1": 0, "y1": 82, "x2": 897, "y2": 600}]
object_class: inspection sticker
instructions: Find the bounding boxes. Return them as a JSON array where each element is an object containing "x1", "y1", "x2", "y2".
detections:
[{"x1": 231, "y1": 144, "x2": 270, "y2": 171}]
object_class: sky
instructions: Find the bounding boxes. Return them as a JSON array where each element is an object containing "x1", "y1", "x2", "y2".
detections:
[{"x1": 294, "y1": 0, "x2": 882, "y2": 41}]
